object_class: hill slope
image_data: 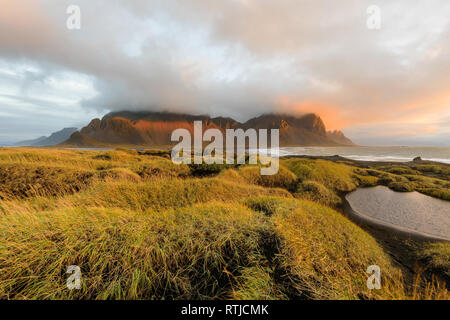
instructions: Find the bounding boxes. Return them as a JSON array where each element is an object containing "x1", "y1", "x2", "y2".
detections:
[
  {"x1": 16, "y1": 128, "x2": 78, "y2": 147},
  {"x1": 59, "y1": 131, "x2": 108, "y2": 147}
]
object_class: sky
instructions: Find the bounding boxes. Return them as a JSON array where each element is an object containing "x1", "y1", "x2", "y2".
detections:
[{"x1": 0, "y1": 0, "x2": 449, "y2": 146}]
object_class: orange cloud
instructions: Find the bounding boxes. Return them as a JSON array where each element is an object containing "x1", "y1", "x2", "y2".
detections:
[
  {"x1": 275, "y1": 96, "x2": 356, "y2": 130},
  {"x1": 276, "y1": 91, "x2": 450, "y2": 134}
]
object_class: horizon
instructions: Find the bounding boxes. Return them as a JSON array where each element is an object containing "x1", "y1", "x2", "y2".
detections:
[
  {"x1": 0, "y1": 1, "x2": 449, "y2": 146},
  {"x1": 1, "y1": 109, "x2": 450, "y2": 147}
]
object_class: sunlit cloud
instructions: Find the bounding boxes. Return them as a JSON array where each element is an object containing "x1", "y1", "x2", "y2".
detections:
[{"x1": 0, "y1": 0, "x2": 448, "y2": 145}]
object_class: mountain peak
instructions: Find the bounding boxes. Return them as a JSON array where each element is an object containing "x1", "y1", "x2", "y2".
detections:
[{"x1": 327, "y1": 130, "x2": 354, "y2": 146}]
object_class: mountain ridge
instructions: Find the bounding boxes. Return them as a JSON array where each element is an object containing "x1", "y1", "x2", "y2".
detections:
[
  {"x1": 61, "y1": 111, "x2": 354, "y2": 147},
  {"x1": 15, "y1": 128, "x2": 78, "y2": 147}
]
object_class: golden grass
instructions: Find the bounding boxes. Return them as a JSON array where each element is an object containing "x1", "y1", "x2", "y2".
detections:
[
  {"x1": 282, "y1": 158, "x2": 357, "y2": 193},
  {"x1": 0, "y1": 164, "x2": 95, "y2": 200},
  {"x1": 419, "y1": 242, "x2": 450, "y2": 278},
  {"x1": 284, "y1": 157, "x2": 450, "y2": 201},
  {"x1": 238, "y1": 165, "x2": 298, "y2": 191},
  {"x1": 0, "y1": 148, "x2": 448, "y2": 300},
  {"x1": 248, "y1": 197, "x2": 405, "y2": 299},
  {"x1": 0, "y1": 203, "x2": 269, "y2": 299},
  {"x1": 294, "y1": 180, "x2": 342, "y2": 207}
]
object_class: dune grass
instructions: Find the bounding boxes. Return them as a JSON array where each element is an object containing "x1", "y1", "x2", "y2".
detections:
[
  {"x1": 281, "y1": 158, "x2": 357, "y2": 207},
  {"x1": 419, "y1": 243, "x2": 450, "y2": 278},
  {"x1": 0, "y1": 148, "x2": 448, "y2": 300},
  {"x1": 0, "y1": 204, "x2": 270, "y2": 299},
  {"x1": 283, "y1": 157, "x2": 450, "y2": 202},
  {"x1": 250, "y1": 197, "x2": 406, "y2": 299},
  {"x1": 238, "y1": 165, "x2": 298, "y2": 191}
]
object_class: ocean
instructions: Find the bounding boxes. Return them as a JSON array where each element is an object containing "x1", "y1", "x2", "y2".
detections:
[
  {"x1": 278, "y1": 146, "x2": 450, "y2": 164},
  {"x1": 2, "y1": 145, "x2": 449, "y2": 164}
]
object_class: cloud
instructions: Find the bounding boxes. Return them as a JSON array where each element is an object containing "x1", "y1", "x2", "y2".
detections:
[{"x1": 0, "y1": 0, "x2": 449, "y2": 145}]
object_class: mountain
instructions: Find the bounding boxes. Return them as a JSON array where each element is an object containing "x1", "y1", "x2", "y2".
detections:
[
  {"x1": 15, "y1": 136, "x2": 48, "y2": 147},
  {"x1": 16, "y1": 128, "x2": 78, "y2": 146},
  {"x1": 63, "y1": 111, "x2": 354, "y2": 147},
  {"x1": 79, "y1": 112, "x2": 240, "y2": 146},
  {"x1": 60, "y1": 131, "x2": 108, "y2": 147},
  {"x1": 327, "y1": 130, "x2": 354, "y2": 146},
  {"x1": 242, "y1": 113, "x2": 332, "y2": 146}
]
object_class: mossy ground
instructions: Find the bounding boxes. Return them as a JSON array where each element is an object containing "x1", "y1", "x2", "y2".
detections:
[{"x1": 0, "y1": 148, "x2": 448, "y2": 300}]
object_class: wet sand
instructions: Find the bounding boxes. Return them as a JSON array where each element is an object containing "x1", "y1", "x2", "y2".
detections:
[{"x1": 346, "y1": 186, "x2": 450, "y2": 241}]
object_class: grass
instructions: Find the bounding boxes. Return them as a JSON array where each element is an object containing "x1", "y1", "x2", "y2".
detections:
[
  {"x1": 282, "y1": 158, "x2": 357, "y2": 207},
  {"x1": 0, "y1": 204, "x2": 268, "y2": 299},
  {"x1": 0, "y1": 164, "x2": 95, "y2": 199},
  {"x1": 282, "y1": 158, "x2": 357, "y2": 193},
  {"x1": 267, "y1": 198, "x2": 406, "y2": 299},
  {"x1": 294, "y1": 180, "x2": 342, "y2": 207},
  {"x1": 238, "y1": 165, "x2": 298, "y2": 191},
  {"x1": 419, "y1": 243, "x2": 450, "y2": 278},
  {"x1": 283, "y1": 157, "x2": 450, "y2": 202},
  {"x1": 0, "y1": 148, "x2": 448, "y2": 300}
]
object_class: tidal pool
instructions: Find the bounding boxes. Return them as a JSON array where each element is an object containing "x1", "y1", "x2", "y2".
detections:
[{"x1": 346, "y1": 186, "x2": 450, "y2": 241}]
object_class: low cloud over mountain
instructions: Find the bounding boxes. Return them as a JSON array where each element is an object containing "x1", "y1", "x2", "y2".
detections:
[{"x1": 0, "y1": 1, "x2": 449, "y2": 145}]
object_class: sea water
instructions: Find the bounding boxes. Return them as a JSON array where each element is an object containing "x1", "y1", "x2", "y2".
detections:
[{"x1": 278, "y1": 146, "x2": 450, "y2": 164}]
